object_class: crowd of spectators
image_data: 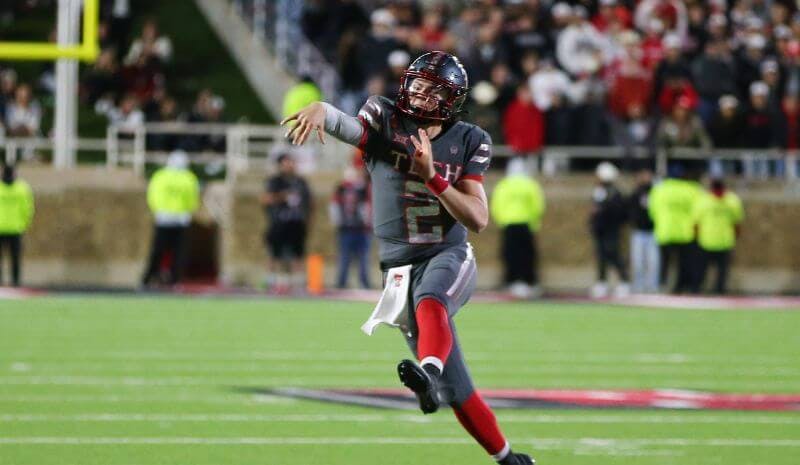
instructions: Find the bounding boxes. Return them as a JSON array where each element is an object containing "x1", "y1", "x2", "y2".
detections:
[
  {"x1": 0, "y1": 0, "x2": 229, "y2": 156},
  {"x1": 303, "y1": 0, "x2": 800, "y2": 174}
]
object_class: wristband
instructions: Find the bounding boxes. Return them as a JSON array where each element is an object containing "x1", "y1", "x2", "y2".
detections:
[{"x1": 425, "y1": 173, "x2": 450, "y2": 196}]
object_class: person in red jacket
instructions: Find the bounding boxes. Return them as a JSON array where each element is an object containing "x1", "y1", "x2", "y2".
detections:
[{"x1": 502, "y1": 83, "x2": 545, "y2": 156}]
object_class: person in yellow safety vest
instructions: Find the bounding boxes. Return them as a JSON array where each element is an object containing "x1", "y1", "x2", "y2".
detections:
[
  {"x1": 0, "y1": 164, "x2": 34, "y2": 287},
  {"x1": 141, "y1": 151, "x2": 199, "y2": 287},
  {"x1": 648, "y1": 164, "x2": 702, "y2": 293},
  {"x1": 692, "y1": 178, "x2": 743, "y2": 294},
  {"x1": 282, "y1": 76, "x2": 323, "y2": 121},
  {"x1": 490, "y1": 157, "x2": 545, "y2": 299}
]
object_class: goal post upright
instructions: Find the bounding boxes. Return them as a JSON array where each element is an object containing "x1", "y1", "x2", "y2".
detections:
[{"x1": 0, "y1": 0, "x2": 99, "y2": 169}]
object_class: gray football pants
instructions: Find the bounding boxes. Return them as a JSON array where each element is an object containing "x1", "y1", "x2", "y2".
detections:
[{"x1": 393, "y1": 243, "x2": 478, "y2": 407}]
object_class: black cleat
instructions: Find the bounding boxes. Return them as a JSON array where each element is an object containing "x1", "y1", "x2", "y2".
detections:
[
  {"x1": 397, "y1": 359, "x2": 440, "y2": 414},
  {"x1": 499, "y1": 453, "x2": 535, "y2": 465}
]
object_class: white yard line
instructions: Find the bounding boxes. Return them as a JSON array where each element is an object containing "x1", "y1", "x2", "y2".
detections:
[
  {"x1": 0, "y1": 375, "x2": 798, "y2": 390},
  {"x1": 7, "y1": 362, "x2": 800, "y2": 377},
  {"x1": 0, "y1": 437, "x2": 797, "y2": 448},
  {"x1": 0, "y1": 394, "x2": 294, "y2": 404},
  {"x1": 4, "y1": 350, "x2": 798, "y2": 365},
  {"x1": 0, "y1": 413, "x2": 798, "y2": 424}
]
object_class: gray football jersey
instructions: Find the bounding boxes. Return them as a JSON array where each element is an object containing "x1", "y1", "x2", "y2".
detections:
[{"x1": 356, "y1": 96, "x2": 492, "y2": 267}]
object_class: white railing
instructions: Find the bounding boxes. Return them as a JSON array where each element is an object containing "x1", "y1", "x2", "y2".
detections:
[
  {"x1": 3, "y1": 123, "x2": 799, "y2": 183},
  {"x1": 105, "y1": 122, "x2": 353, "y2": 181}
]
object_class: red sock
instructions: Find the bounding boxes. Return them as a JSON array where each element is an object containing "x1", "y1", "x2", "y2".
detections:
[
  {"x1": 453, "y1": 392, "x2": 508, "y2": 457},
  {"x1": 415, "y1": 298, "x2": 452, "y2": 371}
]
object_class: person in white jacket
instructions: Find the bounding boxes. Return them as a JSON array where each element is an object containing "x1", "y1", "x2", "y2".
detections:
[
  {"x1": 556, "y1": 6, "x2": 612, "y2": 77},
  {"x1": 528, "y1": 58, "x2": 572, "y2": 111}
]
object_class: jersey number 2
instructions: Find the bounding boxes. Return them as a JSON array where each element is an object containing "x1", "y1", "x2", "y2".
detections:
[{"x1": 405, "y1": 181, "x2": 443, "y2": 244}]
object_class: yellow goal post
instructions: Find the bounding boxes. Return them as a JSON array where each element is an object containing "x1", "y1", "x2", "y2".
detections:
[{"x1": 0, "y1": 0, "x2": 99, "y2": 62}]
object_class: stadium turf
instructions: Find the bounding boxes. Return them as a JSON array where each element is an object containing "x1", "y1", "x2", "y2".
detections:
[{"x1": 1, "y1": 296, "x2": 799, "y2": 464}]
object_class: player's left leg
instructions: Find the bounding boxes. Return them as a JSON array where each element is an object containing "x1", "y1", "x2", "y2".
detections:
[{"x1": 398, "y1": 243, "x2": 475, "y2": 412}]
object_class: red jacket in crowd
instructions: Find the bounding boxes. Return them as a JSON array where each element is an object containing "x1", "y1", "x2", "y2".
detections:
[
  {"x1": 608, "y1": 70, "x2": 653, "y2": 118},
  {"x1": 502, "y1": 97, "x2": 545, "y2": 154}
]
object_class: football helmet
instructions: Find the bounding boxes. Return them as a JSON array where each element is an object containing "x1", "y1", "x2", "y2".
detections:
[{"x1": 396, "y1": 51, "x2": 469, "y2": 121}]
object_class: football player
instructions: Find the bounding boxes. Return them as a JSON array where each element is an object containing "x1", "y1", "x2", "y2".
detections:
[{"x1": 281, "y1": 51, "x2": 535, "y2": 465}]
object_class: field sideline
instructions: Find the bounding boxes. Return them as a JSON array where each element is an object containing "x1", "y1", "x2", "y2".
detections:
[{"x1": 1, "y1": 296, "x2": 799, "y2": 465}]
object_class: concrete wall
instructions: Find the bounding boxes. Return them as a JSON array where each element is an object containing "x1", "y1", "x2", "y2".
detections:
[{"x1": 15, "y1": 167, "x2": 800, "y2": 293}]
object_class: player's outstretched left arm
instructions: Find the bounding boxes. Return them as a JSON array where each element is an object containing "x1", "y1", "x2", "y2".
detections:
[{"x1": 410, "y1": 129, "x2": 489, "y2": 233}]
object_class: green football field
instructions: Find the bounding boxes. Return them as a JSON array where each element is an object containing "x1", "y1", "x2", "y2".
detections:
[{"x1": 1, "y1": 296, "x2": 799, "y2": 465}]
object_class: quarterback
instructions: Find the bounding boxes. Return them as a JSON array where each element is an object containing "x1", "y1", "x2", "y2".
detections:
[{"x1": 281, "y1": 51, "x2": 535, "y2": 465}]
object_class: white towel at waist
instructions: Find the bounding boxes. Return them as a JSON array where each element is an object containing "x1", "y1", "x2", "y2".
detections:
[{"x1": 361, "y1": 264, "x2": 412, "y2": 336}]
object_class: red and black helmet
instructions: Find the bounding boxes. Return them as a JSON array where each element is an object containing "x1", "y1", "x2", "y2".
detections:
[{"x1": 396, "y1": 51, "x2": 469, "y2": 121}]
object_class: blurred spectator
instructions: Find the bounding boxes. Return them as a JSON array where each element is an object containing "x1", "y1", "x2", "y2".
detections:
[
  {"x1": 781, "y1": 94, "x2": 800, "y2": 151},
  {"x1": 634, "y1": 0, "x2": 688, "y2": 39},
  {"x1": 571, "y1": 71, "x2": 610, "y2": 145},
  {"x1": 691, "y1": 40, "x2": 738, "y2": 123},
  {"x1": 329, "y1": 166, "x2": 371, "y2": 289},
  {"x1": 692, "y1": 178, "x2": 744, "y2": 294},
  {"x1": 528, "y1": 58, "x2": 572, "y2": 145},
  {"x1": 261, "y1": 153, "x2": 312, "y2": 294},
  {"x1": 656, "y1": 96, "x2": 712, "y2": 154},
  {"x1": 653, "y1": 33, "x2": 692, "y2": 110},
  {"x1": 302, "y1": 0, "x2": 369, "y2": 61},
  {"x1": 448, "y1": 4, "x2": 481, "y2": 59},
  {"x1": 504, "y1": 12, "x2": 549, "y2": 68},
  {"x1": 628, "y1": 167, "x2": 659, "y2": 293},
  {"x1": 417, "y1": 7, "x2": 450, "y2": 52},
  {"x1": 736, "y1": 34, "x2": 767, "y2": 98},
  {"x1": 760, "y1": 59, "x2": 784, "y2": 113},
  {"x1": 641, "y1": 18, "x2": 667, "y2": 70},
  {"x1": 468, "y1": 81, "x2": 502, "y2": 144},
  {"x1": 354, "y1": 9, "x2": 400, "y2": 91},
  {"x1": 548, "y1": 2, "x2": 574, "y2": 45},
  {"x1": 0, "y1": 164, "x2": 34, "y2": 288},
  {"x1": 612, "y1": 102, "x2": 657, "y2": 163},
  {"x1": 124, "y1": 18, "x2": 173, "y2": 67},
  {"x1": 104, "y1": 0, "x2": 133, "y2": 56},
  {"x1": 95, "y1": 93, "x2": 144, "y2": 133},
  {"x1": 282, "y1": 76, "x2": 324, "y2": 120},
  {"x1": 462, "y1": 20, "x2": 507, "y2": 82},
  {"x1": 592, "y1": 0, "x2": 633, "y2": 33},
  {"x1": 0, "y1": 69, "x2": 18, "y2": 114},
  {"x1": 608, "y1": 31, "x2": 656, "y2": 158},
  {"x1": 142, "y1": 151, "x2": 199, "y2": 287},
  {"x1": 589, "y1": 162, "x2": 629, "y2": 299},
  {"x1": 556, "y1": 6, "x2": 610, "y2": 77},
  {"x1": 709, "y1": 95, "x2": 746, "y2": 148},
  {"x1": 489, "y1": 62, "x2": 517, "y2": 117},
  {"x1": 529, "y1": 58, "x2": 571, "y2": 111},
  {"x1": 743, "y1": 81, "x2": 781, "y2": 178},
  {"x1": 81, "y1": 48, "x2": 121, "y2": 105},
  {"x1": 744, "y1": 80, "x2": 783, "y2": 151},
  {"x1": 490, "y1": 158, "x2": 546, "y2": 299},
  {"x1": 144, "y1": 89, "x2": 181, "y2": 152},
  {"x1": 385, "y1": 50, "x2": 410, "y2": 101},
  {"x1": 685, "y1": 2, "x2": 708, "y2": 58},
  {"x1": 648, "y1": 165, "x2": 700, "y2": 293},
  {"x1": 4, "y1": 84, "x2": 42, "y2": 137},
  {"x1": 502, "y1": 83, "x2": 544, "y2": 156},
  {"x1": 705, "y1": 13, "x2": 729, "y2": 45},
  {"x1": 120, "y1": 52, "x2": 163, "y2": 102}
]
